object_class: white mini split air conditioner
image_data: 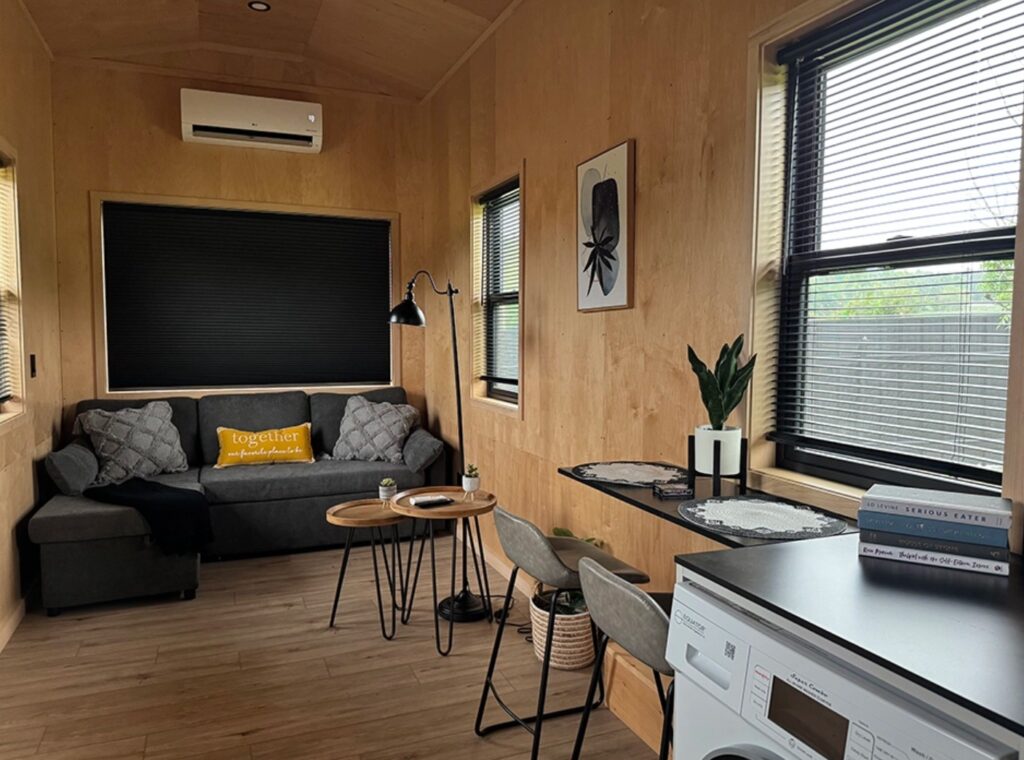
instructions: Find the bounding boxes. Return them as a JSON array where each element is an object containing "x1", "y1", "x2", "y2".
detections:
[{"x1": 180, "y1": 88, "x2": 323, "y2": 154}]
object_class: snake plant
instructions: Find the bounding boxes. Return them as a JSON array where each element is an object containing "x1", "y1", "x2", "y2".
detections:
[{"x1": 686, "y1": 335, "x2": 757, "y2": 430}]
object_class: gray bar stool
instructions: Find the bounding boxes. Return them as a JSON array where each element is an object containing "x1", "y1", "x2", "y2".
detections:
[
  {"x1": 475, "y1": 507, "x2": 650, "y2": 760},
  {"x1": 571, "y1": 555, "x2": 675, "y2": 760}
]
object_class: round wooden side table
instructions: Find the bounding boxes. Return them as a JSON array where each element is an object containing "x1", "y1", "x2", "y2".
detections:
[
  {"x1": 391, "y1": 486, "x2": 497, "y2": 656},
  {"x1": 325, "y1": 499, "x2": 408, "y2": 640}
]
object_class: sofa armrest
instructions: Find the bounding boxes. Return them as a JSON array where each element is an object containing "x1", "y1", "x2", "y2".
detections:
[
  {"x1": 403, "y1": 428, "x2": 445, "y2": 474},
  {"x1": 44, "y1": 440, "x2": 99, "y2": 496}
]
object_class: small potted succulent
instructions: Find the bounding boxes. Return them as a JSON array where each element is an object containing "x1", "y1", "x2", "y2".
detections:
[
  {"x1": 687, "y1": 334, "x2": 757, "y2": 476},
  {"x1": 529, "y1": 527, "x2": 599, "y2": 670},
  {"x1": 378, "y1": 477, "x2": 397, "y2": 502},
  {"x1": 462, "y1": 464, "x2": 480, "y2": 495}
]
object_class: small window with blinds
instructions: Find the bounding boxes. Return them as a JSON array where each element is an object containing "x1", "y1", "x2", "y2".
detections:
[
  {"x1": 0, "y1": 155, "x2": 22, "y2": 411},
  {"x1": 478, "y1": 180, "x2": 521, "y2": 404},
  {"x1": 773, "y1": 0, "x2": 1022, "y2": 489}
]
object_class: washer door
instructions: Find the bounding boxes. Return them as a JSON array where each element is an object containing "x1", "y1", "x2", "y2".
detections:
[{"x1": 704, "y1": 746, "x2": 786, "y2": 760}]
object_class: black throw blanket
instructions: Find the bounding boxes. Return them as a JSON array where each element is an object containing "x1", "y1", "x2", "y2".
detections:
[{"x1": 85, "y1": 479, "x2": 214, "y2": 555}]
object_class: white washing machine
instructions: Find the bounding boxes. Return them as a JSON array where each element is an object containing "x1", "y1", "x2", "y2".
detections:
[{"x1": 666, "y1": 580, "x2": 1017, "y2": 760}]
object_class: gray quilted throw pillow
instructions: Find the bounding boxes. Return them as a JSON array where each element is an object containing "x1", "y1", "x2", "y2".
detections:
[
  {"x1": 333, "y1": 396, "x2": 419, "y2": 463},
  {"x1": 74, "y1": 401, "x2": 189, "y2": 486}
]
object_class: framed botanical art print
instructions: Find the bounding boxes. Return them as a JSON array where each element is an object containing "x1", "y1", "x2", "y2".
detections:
[{"x1": 576, "y1": 139, "x2": 634, "y2": 312}]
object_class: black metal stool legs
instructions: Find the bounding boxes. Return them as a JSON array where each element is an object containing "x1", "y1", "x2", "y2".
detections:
[
  {"x1": 657, "y1": 677, "x2": 674, "y2": 760},
  {"x1": 569, "y1": 633, "x2": 611, "y2": 760},
  {"x1": 328, "y1": 528, "x2": 354, "y2": 629},
  {"x1": 475, "y1": 571, "x2": 607, "y2": 760}
]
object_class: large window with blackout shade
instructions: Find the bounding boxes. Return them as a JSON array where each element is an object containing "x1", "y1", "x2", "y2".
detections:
[
  {"x1": 0, "y1": 155, "x2": 21, "y2": 408},
  {"x1": 100, "y1": 201, "x2": 393, "y2": 391},
  {"x1": 478, "y1": 181, "x2": 521, "y2": 404},
  {"x1": 773, "y1": 0, "x2": 1023, "y2": 489}
]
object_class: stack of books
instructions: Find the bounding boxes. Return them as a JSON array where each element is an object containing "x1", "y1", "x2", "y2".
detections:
[{"x1": 858, "y1": 485, "x2": 1012, "y2": 576}]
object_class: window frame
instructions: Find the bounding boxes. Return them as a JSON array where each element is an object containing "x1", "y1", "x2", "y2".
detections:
[
  {"x1": 472, "y1": 171, "x2": 524, "y2": 413},
  {"x1": 771, "y1": 0, "x2": 1018, "y2": 492},
  {"x1": 0, "y1": 141, "x2": 24, "y2": 422}
]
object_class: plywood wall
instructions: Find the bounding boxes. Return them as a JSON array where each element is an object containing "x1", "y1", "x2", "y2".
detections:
[
  {"x1": 0, "y1": 0, "x2": 61, "y2": 647},
  {"x1": 403, "y1": 0, "x2": 812, "y2": 589},
  {"x1": 51, "y1": 62, "x2": 421, "y2": 411}
]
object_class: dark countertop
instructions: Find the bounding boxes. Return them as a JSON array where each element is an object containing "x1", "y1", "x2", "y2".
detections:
[
  {"x1": 558, "y1": 464, "x2": 856, "y2": 549},
  {"x1": 676, "y1": 533, "x2": 1024, "y2": 737}
]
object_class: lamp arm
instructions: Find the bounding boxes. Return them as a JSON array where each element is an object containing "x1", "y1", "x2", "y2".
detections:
[{"x1": 406, "y1": 269, "x2": 458, "y2": 296}]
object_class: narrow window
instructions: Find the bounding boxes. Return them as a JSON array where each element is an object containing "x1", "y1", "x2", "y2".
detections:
[
  {"x1": 479, "y1": 181, "x2": 521, "y2": 404},
  {"x1": 0, "y1": 155, "x2": 22, "y2": 410},
  {"x1": 774, "y1": 0, "x2": 1023, "y2": 489}
]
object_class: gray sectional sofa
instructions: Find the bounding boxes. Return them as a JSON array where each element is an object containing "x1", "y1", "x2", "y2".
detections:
[{"x1": 29, "y1": 387, "x2": 447, "y2": 613}]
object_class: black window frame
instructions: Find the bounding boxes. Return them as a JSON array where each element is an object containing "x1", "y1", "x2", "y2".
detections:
[
  {"x1": 479, "y1": 179, "x2": 522, "y2": 405},
  {"x1": 772, "y1": 0, "x2": 1017, "y2": 493}
]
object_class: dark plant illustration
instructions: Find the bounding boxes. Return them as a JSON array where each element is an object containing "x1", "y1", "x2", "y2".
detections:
[{"x1": 581, "y1": 175, "x2": 620, "y2": 296}]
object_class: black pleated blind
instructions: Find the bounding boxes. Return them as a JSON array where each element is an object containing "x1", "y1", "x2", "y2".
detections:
[
  {"x1": 774, "y1": 0, "x2": 1022, "y2": 486},
  {"x1": 480, "y1": 182, "x2": 521, "y2": 402},
  {"x1": 102, "y1": 202, "x2": 392, "y2": 390}
]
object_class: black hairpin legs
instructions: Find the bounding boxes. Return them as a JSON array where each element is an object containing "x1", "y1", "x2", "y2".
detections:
[
  {"x1": 328, "y1": 528, "x2": 354, "y2": 629},
  {"x1": 570, "y1": 633, "x2": 611, "y2": 760}
]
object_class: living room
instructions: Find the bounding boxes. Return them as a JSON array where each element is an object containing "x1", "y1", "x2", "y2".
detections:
[{"x1": 2, "y1": 0, "x2": 1024, "y2": 759}]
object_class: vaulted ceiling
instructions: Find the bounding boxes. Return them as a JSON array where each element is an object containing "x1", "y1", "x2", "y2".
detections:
[{"x1": 22, "y1": 0, "x2": 518, "y2": 101}]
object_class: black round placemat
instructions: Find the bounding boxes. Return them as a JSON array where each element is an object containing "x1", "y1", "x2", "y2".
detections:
[
  {"x1": 678, "y1": 497, "x2": 848, "y2": 540},
  {"x1": 571, "y1": 461, "x2": 687, "y2": 487}
]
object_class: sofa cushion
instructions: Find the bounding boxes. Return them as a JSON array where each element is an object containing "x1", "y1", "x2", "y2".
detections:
[
  {"x1": 45, "y1": 441, "x2": 99, "y2": 495},
  {"x1": 198, "y1": 391, "x2": 310, "y2": 464},
  {"x1": 402, "y1": 429, "x2": 445, "y2": 473},
  {"x1": 75, "y1": 401, "x2": 189, "y2": 486},
  {"x1": 29, "y1": 468, "x2": 204, "y2": 545},
  {"x1": 76, "y1": 397, "x2": 200, "y2": 466},
  {"x1": 30, "y1": 496, "x2": 151, "y2": 544},
  {"x1": 332, "y1": 396, "x2": 419, "y2": 463},
  {"x1": 199, "y1": 460, "x2": 424, "y2": 504},
  {"x1": 310, "y1": 388, "x2": 408, "y2": 455}
]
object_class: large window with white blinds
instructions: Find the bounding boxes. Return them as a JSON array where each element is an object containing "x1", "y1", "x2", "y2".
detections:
[
  {"x1": 774, "y1": 0, "x2": 1023, "y2": 489},
  {"x1": 479, "y1": 181, "x2": 521, "y2": 404},
  {"x1": 0, "y1": 155, "x2": 21, "y2": 408}
]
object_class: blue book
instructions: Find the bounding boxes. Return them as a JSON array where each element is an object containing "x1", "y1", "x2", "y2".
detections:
[{"x1": 857, "y1": 510, "x2": 1009, "y2": 548}]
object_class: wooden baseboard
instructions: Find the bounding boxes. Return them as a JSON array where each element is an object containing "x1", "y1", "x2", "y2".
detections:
[{"x1": 0, "y1": 601, "x2": 25, "y2": 653}]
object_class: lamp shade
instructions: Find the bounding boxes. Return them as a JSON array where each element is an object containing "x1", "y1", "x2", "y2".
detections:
[{"x1": 388, "y1": 294, "x2": 426, "y2": 327}]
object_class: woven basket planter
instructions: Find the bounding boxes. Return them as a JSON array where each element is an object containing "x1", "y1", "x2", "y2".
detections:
[{"x1": 529, "y1": 589, "x2": 595, "y2": 671}]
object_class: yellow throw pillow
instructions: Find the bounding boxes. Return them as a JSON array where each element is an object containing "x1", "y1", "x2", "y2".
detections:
[{"x1": 214, "y1": 423, "x2": 315, "y2": 468}]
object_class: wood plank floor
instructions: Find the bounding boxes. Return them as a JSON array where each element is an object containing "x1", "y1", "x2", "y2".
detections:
[{"x1": 0, "y1": 541, "x2": 652, "y2": 759}]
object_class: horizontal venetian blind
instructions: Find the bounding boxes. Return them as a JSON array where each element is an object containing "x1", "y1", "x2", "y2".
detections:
[
  {"x1": 102, "y1": 202, "x2": 392, "y2": 390},
  {"x1": 480, "y1": 181, "x2": 521, "y2": 402},
  {"x1": 0, "y1": 160, "x2": 18, "y2": 404},
  {"x1": 774, "y1": 0, "x2": 1023, "y2": 485}
]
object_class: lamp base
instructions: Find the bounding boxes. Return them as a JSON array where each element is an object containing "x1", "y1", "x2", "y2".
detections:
[{"x1": 438, "y1": 589, "x2": 489, "y2": 623}]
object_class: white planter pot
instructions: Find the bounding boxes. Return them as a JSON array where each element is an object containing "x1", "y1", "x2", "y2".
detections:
[
  {"x1": 462, "y1": 475, "x2": 480, "y2": 493},
  {"x1": 378, "y1": 485, "x2": 397, "y2": 502},
  {"x1": 694, "y1": 425, "x2": 742, "y2": 476}
]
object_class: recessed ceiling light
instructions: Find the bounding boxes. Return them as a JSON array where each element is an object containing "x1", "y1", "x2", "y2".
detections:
[{"x1": 247, "y1": 1, "x2": 271, "y2": 11}]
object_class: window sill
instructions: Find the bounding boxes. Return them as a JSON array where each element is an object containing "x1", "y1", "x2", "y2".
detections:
[
  {"x1": 0, "y1": 405, "x2": 27, "y2": 434},
  {"x1": 471, "y1": 395, "x2": 522, "y2": 419},
  {"x1": 748, "y1": 466, "x2": 863, "y2": 520}
]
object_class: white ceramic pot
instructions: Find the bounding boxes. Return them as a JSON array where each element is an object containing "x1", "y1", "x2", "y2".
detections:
[
  {"x1": 378, "y1": 485, "x2": 398, "y2": 502},
  {"x1": 694, "y1": 425, "x2": 742, "y2": 476},
  {"x1": 462, "y1": 475, "x2": 480, "y2": 493}
]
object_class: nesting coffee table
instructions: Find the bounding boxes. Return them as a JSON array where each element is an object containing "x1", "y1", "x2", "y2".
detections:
[{"x1": 391, "y1": 486, "x2": 497, "y2": 656}]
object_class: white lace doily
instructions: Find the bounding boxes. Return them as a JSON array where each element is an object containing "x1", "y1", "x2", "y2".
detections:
[
  {"x1": 678, "y1": 498, "x2": 848, "y2": 539},
  {"x1": 572, "y1": 461, "x2": 686, "y2": 486}
]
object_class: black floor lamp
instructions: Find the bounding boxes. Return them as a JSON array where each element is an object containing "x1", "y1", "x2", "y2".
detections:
[{"x1": 389, "y1": 269, "x2": 490, "y2": 623}]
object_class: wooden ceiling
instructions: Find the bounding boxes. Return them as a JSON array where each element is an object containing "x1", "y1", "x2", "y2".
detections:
[{"x1": 22, "y1": 0, "x2": 518, "y2": 101}]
